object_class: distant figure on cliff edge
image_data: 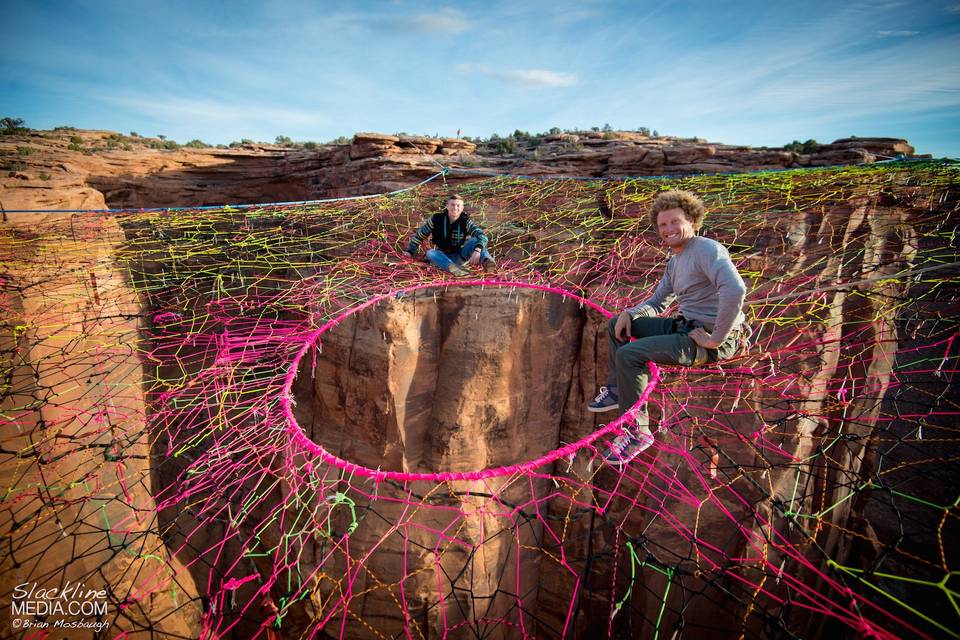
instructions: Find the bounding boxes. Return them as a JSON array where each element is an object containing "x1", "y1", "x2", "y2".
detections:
[
  {"x1": 405, "y1": 193, "x2": 495, "y2": 276},
  {"x1": 589, "y1": 190, "x2": 748, "y2": 466}
]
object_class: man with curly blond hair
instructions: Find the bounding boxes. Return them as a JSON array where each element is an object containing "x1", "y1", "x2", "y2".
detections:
[{"x1": 589, "y1": 190, "x2": 748, "y2": 465}]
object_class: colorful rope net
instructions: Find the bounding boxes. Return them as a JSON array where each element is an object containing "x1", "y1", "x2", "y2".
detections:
[{"x1": 1, "y1": 162, "x2": 959, "y2": 639}]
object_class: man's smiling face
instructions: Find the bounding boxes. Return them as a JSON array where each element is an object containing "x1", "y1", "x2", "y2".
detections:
[
  {"x1": 656, "y1": 207, "x2": 697, "y2": 253},
  {"x1": 446, "y1": 198, "x2": 464, "y2": 220}
]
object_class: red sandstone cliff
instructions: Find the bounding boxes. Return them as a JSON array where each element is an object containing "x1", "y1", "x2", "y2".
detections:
[
  {"x1": 1, "y1": 127, "x2": 918, "y2": 211},
  {"x1": 0, "y1": 128, "x2": 952, "y2": 639}
]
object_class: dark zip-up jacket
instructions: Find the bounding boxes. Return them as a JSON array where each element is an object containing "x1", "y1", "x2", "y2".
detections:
[{"x1": 406, "y1": 212, "x2": 488, "y2": 255}]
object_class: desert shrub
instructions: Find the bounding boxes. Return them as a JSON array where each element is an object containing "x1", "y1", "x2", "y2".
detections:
[
  {"x1": 17, "y1": 146, "x2": 33, "y2": 156},
  {"x1": 67, "y1": 142, "x2": 83, "y2": 151},
  {"x1": 184, "y1": 139, "x2": 210, "y2": 148},
  {"x1": 39, "y1": 172, "x2": 51, "y2": 180},
  {"x1": 302, "y1": 141, "x2": 318, "y2": 150},
  {"x1": 275, "y1": 135, "x2": 293, "y2": 146},
  {"x1": 69, "y1": 135, "x2": 84, "y2": 145},
  {"x1": 148, "y1": 139, "x2": 180, "y2": 150},
  {"x1": 4, "y1": 160, "x2": 27, "y2": 172},
  {"x1": 785, "y1": 139, "x2": 821, "y2": 154},
  {"x1": 497, "y1": 138, "x2": 519, "y2": 154},
  {"x1": 558, "y1": 141, "x2": 584, "y2": 153},
  {"x1": 1, "y1": 117, "x2": 28, "y2": 135}
]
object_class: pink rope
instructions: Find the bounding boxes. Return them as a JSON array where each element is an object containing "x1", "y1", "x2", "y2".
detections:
[{"x1": 281, "y1": 279, "x2": 660, "y2": 482}]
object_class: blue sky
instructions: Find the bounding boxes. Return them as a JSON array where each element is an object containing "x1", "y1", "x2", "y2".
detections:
[{"x1": 3, "y1": 0, "x2": 959, "y2": 157}]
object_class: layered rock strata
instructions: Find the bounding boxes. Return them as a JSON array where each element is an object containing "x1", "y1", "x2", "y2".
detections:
[{"x1": 1, "y1": 128, "x2": 918, "y2": 210}]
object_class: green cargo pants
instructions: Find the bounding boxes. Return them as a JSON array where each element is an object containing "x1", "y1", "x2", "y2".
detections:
[{"x1": 606, "y1": 316, "x2": 742, "y2": 417}]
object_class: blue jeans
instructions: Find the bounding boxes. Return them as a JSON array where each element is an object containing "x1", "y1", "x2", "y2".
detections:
[{"x1": 425, "y1": 237, "x2": 492, "y2": 271}]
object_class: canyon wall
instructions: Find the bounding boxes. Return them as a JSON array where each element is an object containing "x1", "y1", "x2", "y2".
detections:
[
  {"x1": 0, "y1": 213, "x2": 200, "y2": 638},
  {"x1": 1, "y1": 128, "x2": 917, "y2": 209},
  {"x1": 0, "y1": 131, "x2": 953, "y2": 639}
]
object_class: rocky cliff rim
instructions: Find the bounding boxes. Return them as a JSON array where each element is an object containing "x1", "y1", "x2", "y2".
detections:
[{"x1": 282, "y1": 280, "x2": 657, "y2": 482}]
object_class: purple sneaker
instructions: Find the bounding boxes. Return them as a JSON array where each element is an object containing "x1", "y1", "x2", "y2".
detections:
[{"x1": 602, "y1": 425, "x2": 654, "y2": 466}]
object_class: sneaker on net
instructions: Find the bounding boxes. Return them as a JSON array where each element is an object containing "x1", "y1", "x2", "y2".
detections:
[
  {"x1": 602, "y1": 425, "x2": 654, "y2": 466},
  {"x1": 587, "y1": 386, "x2": 619, "y2": 413},
  {"x1": 447, "y1": 263, "x2": 471, "y2": 277},
  {"x1": 481, "y1": 256, "x2": 497, "y2": 272}
]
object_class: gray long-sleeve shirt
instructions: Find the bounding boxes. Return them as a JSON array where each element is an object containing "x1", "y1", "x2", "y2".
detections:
[{"x1": 627, "y1": 236, "x2": 747, "y2": 342}]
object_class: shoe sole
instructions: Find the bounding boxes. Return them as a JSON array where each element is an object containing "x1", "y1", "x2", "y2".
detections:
[
  {"x1": 602, "y1": 439, "x2": 654, "y2": 467},
  {"x1": 587, "y1": 404, "x2": 619, "y2": 413},
  {"x1": 603, "y1": 452, "x2": 640, "y2": 467}
]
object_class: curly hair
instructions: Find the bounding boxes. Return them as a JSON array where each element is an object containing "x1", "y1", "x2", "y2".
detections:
[{"x1": 649, "y1": 190, "x2": 707, "y2": 230}]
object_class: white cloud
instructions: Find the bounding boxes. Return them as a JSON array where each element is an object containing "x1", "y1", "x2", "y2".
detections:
[
  {"x1": 365, "y1": 8, "x2": 469, "y2": 35},
  {"x1": 493, "y1": 69, "x2": 579, "y2": 88},
  {"x1": 877, "y1": 30, "x2": 920, "y2": 37},
  {"x1": 458, "y1": 64, "x2": 579, "y2": 88},
  {"x1": 849, "y1": 1, "x2": 904, "y2": 10},
  {"x1": 407, "y1": 8, "x2": 469, "y2": 33}
]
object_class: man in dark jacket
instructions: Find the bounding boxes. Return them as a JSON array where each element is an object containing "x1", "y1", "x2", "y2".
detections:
[{"x1": 405, "y1": 194, "x2": 495, "y2": 276}]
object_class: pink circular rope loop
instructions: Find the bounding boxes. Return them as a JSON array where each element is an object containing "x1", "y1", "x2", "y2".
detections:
[{"x1": 281, "y1": 279, "x2": 660, "y2": 482}]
